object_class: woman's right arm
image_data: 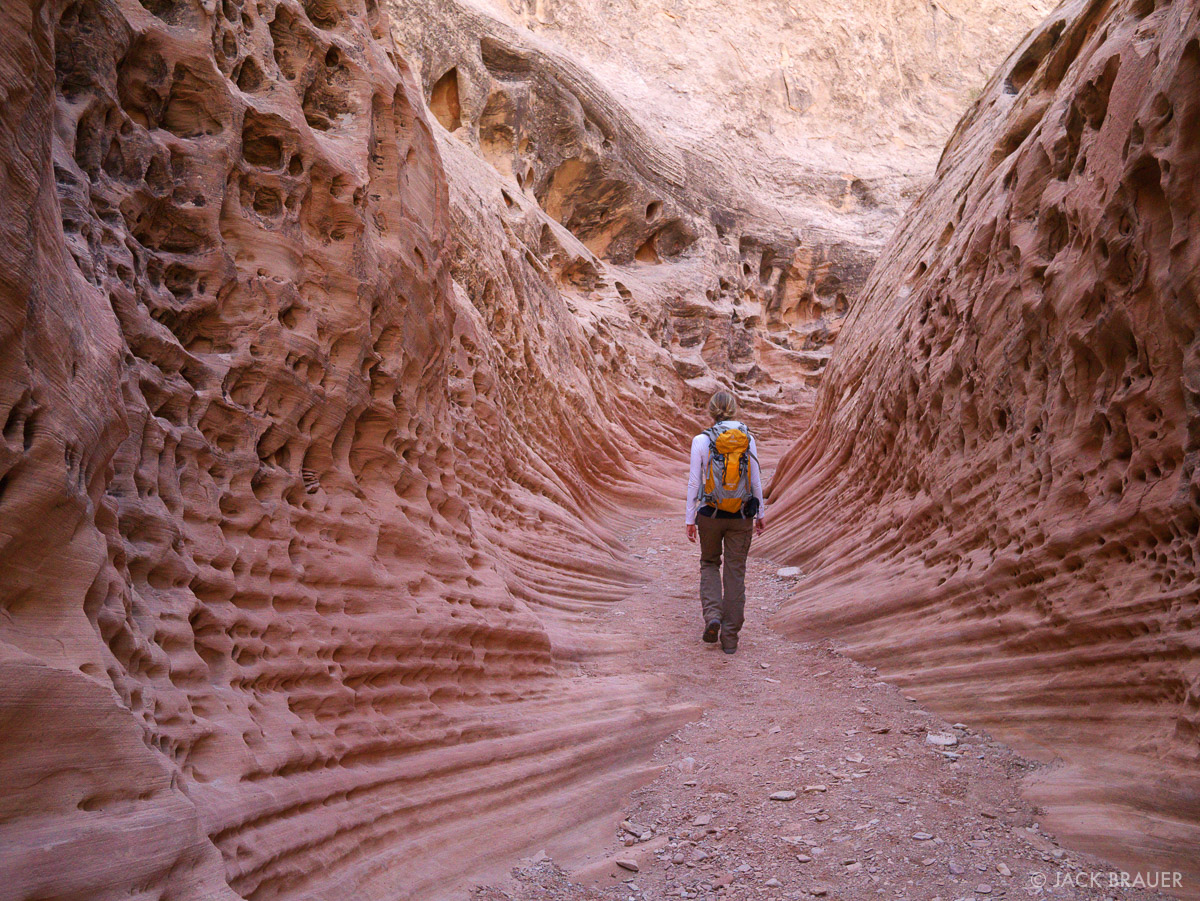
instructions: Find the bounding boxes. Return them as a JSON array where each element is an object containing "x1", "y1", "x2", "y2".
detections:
[{"x1": 685, "y1": 435, "x2": 703, "y2": 533}]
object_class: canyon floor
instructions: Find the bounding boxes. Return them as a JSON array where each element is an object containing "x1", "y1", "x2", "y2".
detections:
[{"x1": 470, "y1": 448, "x2": 1178, "y2": 901}]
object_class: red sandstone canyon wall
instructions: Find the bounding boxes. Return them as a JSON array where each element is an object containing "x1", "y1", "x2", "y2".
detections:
[
  {"x1": 383, "y1": 0, "x2": 960, "y2": 415},
  {"x1": 0, "y1": 1, "x2": 699, "y2": 898},
  {"x1": 761, "y1": 0, "x2": 1200, "y2": 881}
]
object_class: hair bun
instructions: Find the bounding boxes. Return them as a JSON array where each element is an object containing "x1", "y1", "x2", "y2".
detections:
[{"x1": 708, "y1": 390, "x2": 736, "y2": 421}]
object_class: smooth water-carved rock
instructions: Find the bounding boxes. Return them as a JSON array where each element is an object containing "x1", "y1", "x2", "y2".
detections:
[
  {"x1": 386, "y1": 0, "x2": 876, "y2": 412},
  {"x1": 399, "y1": 0, "x2": 1053, "y2": 397},
  {"x1": 2, "y1": 1, "x2": 695, "y2": 898},
  {"x1": 762, "y1": 0, "x2": 1200, "y2": 882}
]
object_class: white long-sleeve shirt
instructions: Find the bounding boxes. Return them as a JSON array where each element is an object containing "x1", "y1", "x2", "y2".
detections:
[{"x1": 685, "y1": 421, "x2": 764, "y2": 524}]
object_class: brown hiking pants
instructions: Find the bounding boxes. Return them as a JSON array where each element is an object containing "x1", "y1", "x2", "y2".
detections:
[{"x1": 696, "y1": 513, "x2": 754, "y2": 648}]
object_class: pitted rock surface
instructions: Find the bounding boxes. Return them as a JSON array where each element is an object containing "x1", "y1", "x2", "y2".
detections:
[
  {"x1": 3, "y1": 1, "x2": 697, "y2": 898},
  {"x1": 762, "y1": 0, "x2": 1200, "y2": 885}
]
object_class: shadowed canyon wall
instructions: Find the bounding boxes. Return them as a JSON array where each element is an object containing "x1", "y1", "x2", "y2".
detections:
[{"x1": 762, "y1": 0, "x2": 1200, "y2": 882}]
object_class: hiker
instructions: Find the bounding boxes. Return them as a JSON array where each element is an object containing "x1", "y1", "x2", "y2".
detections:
[{"x1": 685, "y1": 390, "x2": 765, "y2": 655}]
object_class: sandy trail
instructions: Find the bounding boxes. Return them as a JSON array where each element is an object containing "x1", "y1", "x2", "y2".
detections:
[{"x1": 472, "y1": 449, "x2": 1177, "y2": 901}]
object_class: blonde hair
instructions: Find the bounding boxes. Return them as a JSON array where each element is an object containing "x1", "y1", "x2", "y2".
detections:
[{"x1": 708, "y1": 390, "x2": 737, "y2": 422}]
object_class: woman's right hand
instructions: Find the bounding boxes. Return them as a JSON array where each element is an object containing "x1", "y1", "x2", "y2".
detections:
[{"x1": 686, "y1": 524, "x2": 697, "y2": 543}]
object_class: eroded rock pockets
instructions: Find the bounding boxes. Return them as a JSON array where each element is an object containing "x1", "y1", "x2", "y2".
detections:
[
  {"x1": 2, "y1": 1, "x2": 698, "y2": 899},
  {"x1": 761, "y1": 0, "x2": 1200, "y2": 884}
]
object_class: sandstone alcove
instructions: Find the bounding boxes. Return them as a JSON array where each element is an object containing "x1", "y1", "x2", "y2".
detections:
[{"x1": 430, "y1": 65, "x2": 463, "y2": 131}]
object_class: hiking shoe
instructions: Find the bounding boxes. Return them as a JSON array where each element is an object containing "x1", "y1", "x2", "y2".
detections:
[
  {"x1": 722, "y1": 645, "x2": 737, "y2": 655},
  {"x1": 702, "y1": 621, "x2": 721, "y2": 643}
]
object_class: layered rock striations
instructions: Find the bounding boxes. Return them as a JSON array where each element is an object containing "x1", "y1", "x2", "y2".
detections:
[
  {"x1": 761, "y1": 0, "x2": 1200, "y2": 879},
  {"x1": 1, "y1": 1, "x2": 698, "y2": 898},
  {"x1": 471, "y1": 0, "x2": 1058, "y2": 209}
]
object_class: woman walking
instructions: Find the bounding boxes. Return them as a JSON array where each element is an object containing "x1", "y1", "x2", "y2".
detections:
[{"x1": 684, "y1": 391, "x2": 765, "y2": 655}]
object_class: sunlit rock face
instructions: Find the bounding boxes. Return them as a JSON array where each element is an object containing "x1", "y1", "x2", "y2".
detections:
[
  {"x1": 384, "y1": 0, "x2": 1052, "y2": 418},
  {"x1": 1, "y1": 1, "x2": 697, "y2": 898},
  {"x1": 384, "y1": 0, "x2": 853, "y2": 418},
  {"x1": 466, "y1": 0, "x2": 1058, "y2": 205},
  {"x1": 761, "y1": 0, "x2": 1200, "y2": 881}
]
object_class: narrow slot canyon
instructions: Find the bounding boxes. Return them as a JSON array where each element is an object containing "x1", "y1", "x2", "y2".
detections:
[{"x1": 0, "y1": 0, "x2": 1196, "y2": 900}]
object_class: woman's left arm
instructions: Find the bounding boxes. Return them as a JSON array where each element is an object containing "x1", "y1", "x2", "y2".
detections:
[{"x1": 749, "y1": 436, "x2": 766, "y2": 532}]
